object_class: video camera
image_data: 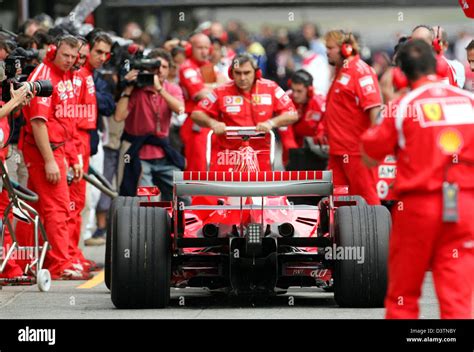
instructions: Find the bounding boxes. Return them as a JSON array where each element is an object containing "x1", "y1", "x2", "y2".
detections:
[
  {"x1": 128, "y1": 57, "x2": 161, "y2": 88},
  {"x1": 117, "y1": 45, "x2": 161, "y2": 88}
]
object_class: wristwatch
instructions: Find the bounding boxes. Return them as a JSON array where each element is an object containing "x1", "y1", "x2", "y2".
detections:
[
  {"x1": 120, "y1": 92, "x2": 131, "y2": 99},
  {"x1": 267, "y1": 119, "x2": 276, "y2": 128}
]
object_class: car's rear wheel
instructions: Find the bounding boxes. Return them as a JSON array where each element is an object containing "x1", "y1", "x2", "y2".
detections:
[
  {"x1": 111, "y1": 206, "x2": 171, "y2": 308},
  {"x1": 333, "y1": 205, "x2": 391, "y2": 308},
  {"x1": 105, "y1": 196, "x2": 140, "y2": 290}
]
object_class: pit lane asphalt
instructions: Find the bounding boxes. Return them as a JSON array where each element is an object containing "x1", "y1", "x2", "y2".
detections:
[{"x1": 0, "y1": 245, "x2": 442, "y2": 319}]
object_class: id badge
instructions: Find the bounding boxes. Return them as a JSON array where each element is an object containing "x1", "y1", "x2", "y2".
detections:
[{"x1": 442, "y1": 182, "x2": 459, "y2": 223}]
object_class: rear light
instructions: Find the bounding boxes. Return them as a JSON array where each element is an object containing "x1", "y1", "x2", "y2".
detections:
[{"x1": 247, "y1": 223, "x2": 262, "y2": 244}]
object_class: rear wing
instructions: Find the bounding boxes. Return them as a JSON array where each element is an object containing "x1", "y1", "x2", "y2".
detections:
[{"x1": 173, "y1": 170, "x2": 333, "y2": 197}]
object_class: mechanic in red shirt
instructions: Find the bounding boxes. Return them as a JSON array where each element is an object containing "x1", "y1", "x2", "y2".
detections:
[
  {"x1": 279, "y1": 69, "x2": 326, "y2": 166},
  {"x1": 391, "y1": 25, "x2": 457, "y2": 93},
  {"x1": 191, "y1": 53, "x2": 297, "y2": 171},
  {"x1": 324, "y1": 30, "x2": 381, "y2": 205},
  {"x1": 179, "y1": 33, "x2": 218, "y2": 171},
  {"x1": 0, "y1": 84, "x2": 31, "y2": 279},
  {"x1": 16, "y1": 35, "x2": 90, "y2": 280},
  {"x1": 68, "y1": 32, "x2": 112, "y2": 270},
  {"x1": 361, "y1": 40, "x2": 474, "y2": 319}
]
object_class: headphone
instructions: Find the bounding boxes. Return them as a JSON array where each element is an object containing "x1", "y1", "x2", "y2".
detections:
[
  {"x1": 88, "y1": 30, "x2": 112, "y2": 62},
  {"x1": 340, "y1": 31, "x2": 355, "y2": 58},
  {"x1": 288, "y1": 69, "x2": 314, "y2": 98},
  {"x1": 46, "y1": 34, "x2": 81, "y2": 64},
  {"x1": 228, "y1": 53, "x2": 262, "y2": 80},
  {"x1": 432, "y1": 26, "x2": 442, "y2": 54}
]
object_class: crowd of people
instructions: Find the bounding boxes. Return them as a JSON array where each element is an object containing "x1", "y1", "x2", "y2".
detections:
[{"x1": 0, "y1": 14, "x2": 473, "y2": 319}]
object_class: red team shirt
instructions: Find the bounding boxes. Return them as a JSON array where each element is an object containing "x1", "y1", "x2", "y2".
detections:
[
  {"x1": 194, "y1": 79, "x2": 296, "y2": 170},
  {"x1": 179, "y1": 58, "x2": 208, "y2": 114},
  {"x1": 22, "y1": 60, "x2": 80, "y2": 165},
  {"x1": 324, "y1": 55, "x2": 382, "y2": 156},
  {"x1": 74, "y1": 61, "x2": 97, "y2": 131},
  {"x1": 361, "y1": 76, "x2": 474, "y2": 196},
  {"x1": 279, "y1": 92, "x2": 326, "y2": 163},
  {"x1": 0, "y1": 103, "x2": 9, "y2": 161}
]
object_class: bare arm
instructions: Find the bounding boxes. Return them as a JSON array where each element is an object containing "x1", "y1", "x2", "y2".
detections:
[
  {"x1": 114, "y1": 86, "x2": 134, "y2": 122},
  {"x1": 256, "y1": 111, "x2": 298, "y2": 133},
  {"x1": 368, "y1": 106, "x2": 381, "y2": 126},
  {"x1": 191, "y1": 110, "x2": 226, "y2": 134},
  {"x1": 154, "y1": 76, "x2": 183, "y2": 114},
  {"x1": 0, "y1": 84, "x2": 30, "y2": 117}
]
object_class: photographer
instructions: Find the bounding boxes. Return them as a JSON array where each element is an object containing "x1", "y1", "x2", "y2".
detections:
[
  {"x1": 0, "y1": 84, "x2": 31, "y2": 122},
  {"x1": 0, "y1": 84, "x2": 32, "y2": 280},
  {"x1": 115, "y1": 49, "x2": 187, "y2": 203}
]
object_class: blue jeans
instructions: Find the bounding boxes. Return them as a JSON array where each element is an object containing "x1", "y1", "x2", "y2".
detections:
[{"x1": 140, "y1": 158, "x2": 190, "y2": 205}]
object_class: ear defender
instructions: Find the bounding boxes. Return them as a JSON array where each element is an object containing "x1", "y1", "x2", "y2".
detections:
[
  {"x1": 340, "y1": 31, "x2": 355, "y2": 58},
  {"x1": 288, "y1": 70, "x2": 314, "y2": 98},
  {"x1": 432, "y1": 26, "x2": 442, "y2": 54},
  {"x1": 46, "y1": 43, "x2": 58, "y2": 62}
]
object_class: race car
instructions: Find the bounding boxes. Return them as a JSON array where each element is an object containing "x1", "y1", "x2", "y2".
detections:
[{"x1": 106, "y1": 127, "x2": 391, "y2": 309}]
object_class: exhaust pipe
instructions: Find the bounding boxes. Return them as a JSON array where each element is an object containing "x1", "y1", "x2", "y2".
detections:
[
  {"x1": 202, "y1": 224, "x2": 219, "y2": 238},
  {"x1": 278, "y1": 223, "x2": 295, "y2": 238}
]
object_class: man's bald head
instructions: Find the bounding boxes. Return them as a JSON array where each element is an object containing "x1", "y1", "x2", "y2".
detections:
[
  {"x1": 411, "y1": 25, "x2": 435, "y2": 45},
  {"x1": 190, "y1": 33, "x2": 211, "y2": 46},
  {"x1": 190, "y1": 33, "x2": 211, "y2": 62}
]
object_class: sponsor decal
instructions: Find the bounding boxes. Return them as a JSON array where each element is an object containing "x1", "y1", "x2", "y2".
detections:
[
  {"x1": 337, "y1": 73, "x2": 350, "y2": 86},
  {"x1": 378, "y1": 164, "x2": 397, "y2": 179},
  {"x1": 57, "y1": 81, "x2": 66, "y2": 94},
  {"x1": 226, "y1": 106, "x2": 241, "y2": 113},
  {"x1": 377, "y1": 180, "x2": 389, "y2": 199},
  {"x1": 275, "y1": 87, "x2": 285, "y2": 99},
  {"x1": 183, "y1": 69, "x2": 197, "y2": 79},
  {"x1": 252, "y1": 94, "x2": 272, "y2": 105},
  {"x1": 224, "y1": 96, "x2": 243, "y2": 106},
  {"x1": 437, "y1": 128, "x2": 463, "y2": 154},
  {"x1": 206, "y1": 92, "x2": 217, "y2": 103}
]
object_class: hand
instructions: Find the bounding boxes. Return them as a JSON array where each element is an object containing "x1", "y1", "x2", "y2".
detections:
[
  {"x1": 154, "y1": 74, "x2": 162, "y2": 92},
  {"x1": 314, "y1": 132, "x2": 328, "y2": 147},
  {"x1": 45, "y1": 159, "x2": 61, "y2": 184},
  {"x1": 124, "y1": 69, "x2": 139, "y2": 84},
  {"x1": 72, "y1": 163, "x2": 83, "y2": 182},
  {"x1": 210, "y1": 120, "x2": 226, "y2": 135},
  {"x1": 10, "y1": 83, "x2": 29, "y2": 108},
  {"x1": 256, "y1": 121, "x2": 273, "y2": 133}
]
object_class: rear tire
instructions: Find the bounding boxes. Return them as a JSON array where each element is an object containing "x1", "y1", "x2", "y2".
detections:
[
  {"x1": 333, "y1": 205, "x2": 391, "y2": 308},
  {"x1": 105, "y1": 196, "x2": 140, "y2": 290},
  {"x1": 111, "y1": 206, "x2": 171, "y2": 309}
]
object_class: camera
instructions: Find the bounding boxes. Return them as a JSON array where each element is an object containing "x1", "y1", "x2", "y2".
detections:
[
  {"x1": 116, "y1": 43, "x2": 161, "y2": 88},
  {"x1": 2, "y1": 78, "x2": 53, "y2": 103},
  {"x1": 1, "y1": 49, "x2": 53, "y2": 103},
  {"x1": 131, "y1": 58, "x2": 161, "y2": 88}
]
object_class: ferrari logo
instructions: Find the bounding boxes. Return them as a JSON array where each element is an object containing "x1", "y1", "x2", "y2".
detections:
[
  {"x1": 252, "y1": 95, "x2": 261, "y2": 104},
  {"x1": 422, "y1": 103, "x2": 442, "y2": 121}
]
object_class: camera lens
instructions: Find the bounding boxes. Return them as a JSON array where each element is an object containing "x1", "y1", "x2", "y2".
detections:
[{"x1": 23, "y1": 80, "x2": 53, "y2": 97}]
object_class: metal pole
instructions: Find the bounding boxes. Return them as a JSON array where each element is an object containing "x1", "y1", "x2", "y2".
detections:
[{"x1": 18, "y1": 0, "x2": 29, "y2": 28}]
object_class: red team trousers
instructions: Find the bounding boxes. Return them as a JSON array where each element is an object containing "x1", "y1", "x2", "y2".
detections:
[{"x1": 385, "y1": 192, "x2": 474, "y2": 319}]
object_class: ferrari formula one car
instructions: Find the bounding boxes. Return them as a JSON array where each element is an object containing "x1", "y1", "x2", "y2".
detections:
[{"x1": 106, "y1": 127, "x2": 391, "y2": 309}]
